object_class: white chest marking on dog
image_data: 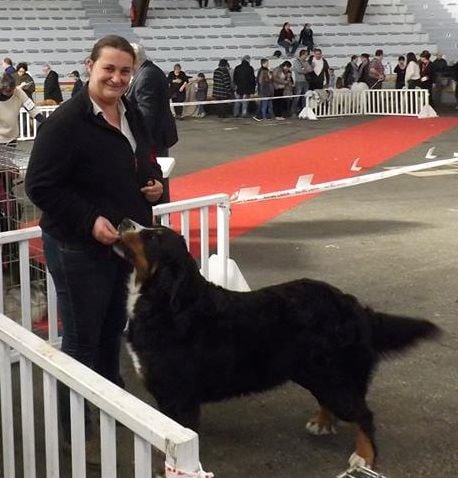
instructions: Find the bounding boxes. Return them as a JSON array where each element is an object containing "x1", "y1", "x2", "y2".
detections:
[
  {"x1": 126, "y1": 270, "x2": 142, "y2": 320},
  {"x1": 125, "y1": 340, "x2": 143, "y2": 379}
]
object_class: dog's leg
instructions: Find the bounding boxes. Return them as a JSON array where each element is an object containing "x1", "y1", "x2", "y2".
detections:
[
  {"x1": 306, "y1": 406, "x2": 337, "y2": 435},
  {"x1": 348, "y1": 412, "x2": 376, "y2": 469}
]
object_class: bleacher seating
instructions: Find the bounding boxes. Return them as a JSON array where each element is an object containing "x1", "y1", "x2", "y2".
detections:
[{"x1": 0, "y1": 0, "x2": 452, "y2": 81}]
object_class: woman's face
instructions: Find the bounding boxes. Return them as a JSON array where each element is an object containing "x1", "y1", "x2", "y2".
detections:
[
  {"x1": 17, "y1": 68, "x2": 26, "y2": 76},
  {"x1": 87, "y1": 46, "x2": 134, "y2": 105}
]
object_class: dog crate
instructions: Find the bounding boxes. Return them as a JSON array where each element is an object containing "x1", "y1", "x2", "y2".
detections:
[
  {"x1": 337, "y1": 466, "x2": 387, "y2": 478},
  {"x1": 0, "y1": 145, "x2": 48, "y2": 333}
]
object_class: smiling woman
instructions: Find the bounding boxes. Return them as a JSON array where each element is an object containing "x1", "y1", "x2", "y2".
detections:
[{"x1": 24, "y1": 34, "x2": 165, "y2": 462}]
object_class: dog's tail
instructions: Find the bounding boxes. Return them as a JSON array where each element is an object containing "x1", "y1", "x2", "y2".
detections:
[{"x1": 370, "y1": 311, "x2": 441, "y2": 355}]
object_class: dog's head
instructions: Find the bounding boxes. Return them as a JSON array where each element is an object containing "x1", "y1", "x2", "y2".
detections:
[{"x1": 115, "y1": 218, "x2": 189, "y2": 283}]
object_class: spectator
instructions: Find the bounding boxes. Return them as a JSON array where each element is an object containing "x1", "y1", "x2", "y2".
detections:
[
  {"x1": 212, "y1": 58, "x2": 233, "y2": 118},
  {"x1": 291, "y1": 49, "x2": 312, "y2": 115},
  {"x1": 272, "y1": 60, "x2": 292, "y2": 119},
  {"x1": 233, "y1": 55, "x2": 256, "y2": 118},
  {"x1": 306, "y1": 48, "x2": 330, "y2": 90},
  {"x1": 269, "y1": 50, "x2": 283, "y2": 70},
  {"x1": 197, "y1": 0, "x2": 209, "y2": 6},
  {"x1": 405, "y1": 52, "x2": 420, "y2": 89},
  {"x1": 0, "y1": 73, "x2": 44, "y2": 146},
  {"x1": 368, "y1": 49, "x2": 385, "y2": 89},
  {"x1": 14, "y1": 62, "x2": 35, "y2": 99},
  {"x1": 126, "y1": 43, "x2": 178, "y2": 203},
  {"x1": 2, "y1": 58, "x2": 15, "y2": 75},
  {"x1": 42, "y1": 64, "x2": 63, "y2": 104},
  {"x1": 393, "y1": 56, "x2": 406, "y2": 89},
  {"x1": 195, "y1": 73, "x2": 208, "y2": 118},
  {"x1": 168, "y1": 63, "x2": 189, "y2": 119},
  {"x1": 298, "y1": 23, "x2": 314, "y2": 54},
  {"x1": 25, "y1": 36, "x2": 164, "y2": 460},
  {"x1": 277, "y1": 22, "x2": 299, "y2": 57},
  {"x1": 419, "y1": 50, "x2": 433, "y2": 104},
  {"x1": 432, "y1": 52, "x2": 448, "y2": 105},
  {"x1": 69, "y1": 70, "x2": 83, "y2": 97},
  {"x1": 358, "y1": 53, "x2": 371, "y2": 86},
  {"x1": 227, "y1": 0, "x2": 242, "y2": 11},
  {"x1": 342, "y1": 55, "x2": 359, "y2": 88},
  {"x1": 254, "y1": 59, "x2": 274, "y2": 121}
]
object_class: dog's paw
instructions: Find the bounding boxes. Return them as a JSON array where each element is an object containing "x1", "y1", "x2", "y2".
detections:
[
  {"x1": 348, "y1": 452, "x2": 370, "y2": 469},
  {"x1": 305, "y1": 418, "x2": 337, "y2": 435}
]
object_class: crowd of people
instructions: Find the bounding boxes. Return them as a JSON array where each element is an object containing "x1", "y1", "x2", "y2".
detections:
[{"x1": 197, "y1": 0, "x2": 262, "y2": 10}]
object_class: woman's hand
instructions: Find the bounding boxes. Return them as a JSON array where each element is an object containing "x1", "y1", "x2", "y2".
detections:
[
  {"x1": 92, "y1": 216, "x2": 119, "y2": 245},
  {"x1": 141, "y1": 179, "x2": 163, "y2": 203}
]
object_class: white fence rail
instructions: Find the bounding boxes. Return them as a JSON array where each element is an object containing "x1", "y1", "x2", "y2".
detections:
[
  {"x1": 18, "y1": 106, "x2": 59, "y2": 141},
  {"x1": 0, "y1": 194, "x2": 228, "y2": 477},
  {"x1": 303, "y1": 88, "x2": 430, "y2": 119}
]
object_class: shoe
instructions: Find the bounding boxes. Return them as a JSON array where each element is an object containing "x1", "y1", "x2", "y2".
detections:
[
  {"x1": 275, "y1": 116, "x2": 286, "y2": 120},
  {"x1": 252, "y1": 116, "x2": 262, "y2": 122},
  {"x1": 200, "y1": 112, "x2": 206, "y2": 118}
]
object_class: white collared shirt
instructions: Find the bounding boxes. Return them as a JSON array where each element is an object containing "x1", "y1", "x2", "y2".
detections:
[{"x1": 90, "y1": 97, "x2": 137, "y2": 152}]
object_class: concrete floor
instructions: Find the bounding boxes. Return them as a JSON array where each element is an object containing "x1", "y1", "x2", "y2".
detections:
[{"x1": 3, "y1": 102, "x2": 458, "y2": 477}]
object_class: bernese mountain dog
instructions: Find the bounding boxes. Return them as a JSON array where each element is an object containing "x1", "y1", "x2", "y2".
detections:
[{"x1": 116, "y1": 218, "x2": 440, "y2": 470}]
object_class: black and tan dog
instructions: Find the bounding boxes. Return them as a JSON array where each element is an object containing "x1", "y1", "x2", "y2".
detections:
[{"x1": 116, "y1": 218, "x2": 440, "y2": 469}]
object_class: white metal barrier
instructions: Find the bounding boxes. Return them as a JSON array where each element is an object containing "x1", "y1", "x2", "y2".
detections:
[
  {"x1": 303, "y1": 88, "x2": 431, "y2": 119},
  {"x1": 0, "y1": 193, "x2": 236, "y2": 477},
  {"x1": 18, "y1": 106, "x2": 59, "y2": 141}
]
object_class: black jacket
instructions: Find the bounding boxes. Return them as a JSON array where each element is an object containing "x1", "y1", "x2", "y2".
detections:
[
  {"x1": 43, "y1": 70, "x2": 63, "y2": 103},
  {"x1": 233, "y1": 60, "x2": 256, "y2": 95},
  {"x1": 126, "y1": 60, "x2": 178, "y2": 150},
  {"x1": 25, "y1": 85, "x2": 163, "y2": 244}
]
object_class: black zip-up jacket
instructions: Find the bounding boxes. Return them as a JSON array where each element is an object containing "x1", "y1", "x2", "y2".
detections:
[{"x1": 25, "y1": 85, "x2": 163, "y2": 245}]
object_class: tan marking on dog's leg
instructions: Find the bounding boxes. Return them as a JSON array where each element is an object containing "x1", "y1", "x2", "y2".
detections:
[
  {"x1": 348, "y1": 425, "x2": 375, "y2": 469},
  {"x1": 306, "y1": 406, "x2": 337, "y2": 435}
]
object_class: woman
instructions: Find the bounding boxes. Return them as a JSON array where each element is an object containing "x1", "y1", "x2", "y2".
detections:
[
  {"x1": 25, "y1": 35, "x2": 163, "y2": 456},
  {"x1": 168, "y1": 63, "x2": 188, "y2": 119},
  {"x1": 0, "y1": 73, "x2": 43, "y2": 146},
  {"x1": 212, "y1": 58, "x2": 233, "y2": 118},
  {"x1": 277, "y1": 22, "x2": 299, "y2": 57},
  {"x1": 342, "y1": 55, "x2": 359, "y2": 88},
  {"x1": 405, "y1": 52, "x2": 420, "y2": 89},
  {"x1": 394, "y1": 55, "x2": 406, "y2": 89},
  {"x1": 298, "y1": 23, "x2": 314, "y2": 54},
  {"x1": 419, "y1": 50, "x2": 434, "y2": 104},
  {"x1": 69, "y1": 70, "x2": 84, "y2": 97},
  {"x1": 14, "y1": 62, "x2": 35, "y2": 99}
]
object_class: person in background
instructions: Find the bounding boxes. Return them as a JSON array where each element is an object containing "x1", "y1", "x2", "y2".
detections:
[
  {"x1": 357, "y1": 53, "x2": 371, "y2": 86},
  {"x1": 254, "y1": 58, "x2": 274, "y2": 121},
  {"x1": 368, "y1": 49, "x2": 385, "y2": 89},
  {"x1": 197, "y1": 0, "x2": 209, "y2": 6},
  {"x1": 14, "y1": 62, "x2": 35, "y2": 99},
  {"x1": 2, "y1": 57, "x2": 15, "y2": 75},
  {"x1": 195, "y1": 72, "x2": 208, "y2": 118},
  {"x1": 277, "y1": 22, "x2": 299, "y2": 57},
  {"x1": 0, "y1": 73, "x2": 44, "y2": 146},
  {"x1": 233, "y1": 55, "x2": 256, "y2": 118},
  {"x1": 42, "y1": 64, "x2": 63, "y2": 104},
  {"x1": 69, "y1": 70, "x2": 83, "y2": 97},
  {"x1": 291, "y1": 49, "x2": 311, "y2": 115},
  {"x1": 405, "y1": 52, "x2": 420, "y2": 89},
  {"x1": 25, "y1": 35, "x2": 164, "y2": 464},
  {"x1": 432, "y1": 52, "x2": 448, "y2": 106},
  {"x1": 127, "y1": 43, "x2": 178, "y2": 203},
  {"x1": 272, "y1": 60, "x2": 292, "y2": 120},
  {"x1": 212, "y1": 58, "x2": 233, "y2": 118},
  {"x1": 419, "y1": 50, "x2": 434, "y2": 105},
  {"x1": 168, "y1": 63, "x2": 188, "y2": 119},
  {"x1": 298, "y1": 23, "x2": 314, "y2": 54},
  {"x1": 307, "y1": 48, "x2": 330, "y2": 90},
  {"x1": 393, "y1": 55, "x2": 406, "y2": 89},
  {"x1": 342, "y1": 54, "x2": 359, "y2": 88}
]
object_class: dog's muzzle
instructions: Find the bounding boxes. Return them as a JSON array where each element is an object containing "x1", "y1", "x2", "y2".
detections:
[{"x1": 118, "y1": 218, "x2": 144, "y2": 234}]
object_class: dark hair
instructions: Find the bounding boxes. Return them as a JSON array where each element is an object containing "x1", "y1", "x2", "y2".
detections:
[
  {"x1": 90, "y1": 35, "x2": 136, "y2": 62},
  {"x1": 1, "y1": 73, "x2": 16, "y2": 90},
  {"x1": 281, "y1": 60, "x2": 292, "y2": 68},
  {"x1": 70, "y1": 70, "x2": 80, "y2": 78},
  {"x1": 3, "y1": 57, "x2": 13, "y2": 66},
  {"x1": 273, "y1": 50, "x2": 282, "y2": 58},
  {"x1": 351, "y1": 54, "x2": 358, "y2": 61},
  {"x1": 313, "y1": 48, "x2": 322, "y2": 54},
  {"x1": 261, "y1": 58, "x2": 269, "y2": 67},
  {"x1": 298, "y1": 49, "x2": 308, "y2": 57},
  {"x1": 282, "y1": 22, "x2": 289, "y2": 29},
  {"x1": 173, "y1": 63, "x2": 181, "y2": 69},
  {"x1": 197, "y1": 72, "x2": 205, "y2": 78},
  {"x1": 375, "y1": 49, "x2": 383, "y2": 57},
  {"x1": 16, "y1": 62, "x2": 28, "y2": 72},
  {"x1": 420, "y1": 50, "x2": 431, "y2": 60},
  {"x1": 406, "y1": 52, "x2": 417, "y2": 64},
  {"x1": 361, "y1": 53, "x2": 370, "y2": 60},
  {"x1": 218, "y1": 58, "x2": 229, "y2": 68},
  {"x1": 398, "y1": 55, "x2": 405, "y2": 62}
]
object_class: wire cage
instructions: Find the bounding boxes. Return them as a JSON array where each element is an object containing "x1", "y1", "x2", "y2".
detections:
[
  {"x1": 336, "y1": 467, "x2": 387, "y2": 478},
  {"x1": 0, "y1": 145, "x2": 48, "y2": 333}
]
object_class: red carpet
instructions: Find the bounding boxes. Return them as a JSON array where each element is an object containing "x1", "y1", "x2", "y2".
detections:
[{"x1": 170, "y1": 116, "x2": 458, "y2": 246}]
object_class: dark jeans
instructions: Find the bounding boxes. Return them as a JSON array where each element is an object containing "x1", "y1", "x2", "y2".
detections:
[{"x1": 43, "y1": 232, "x2": 129, "y2": 440}]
